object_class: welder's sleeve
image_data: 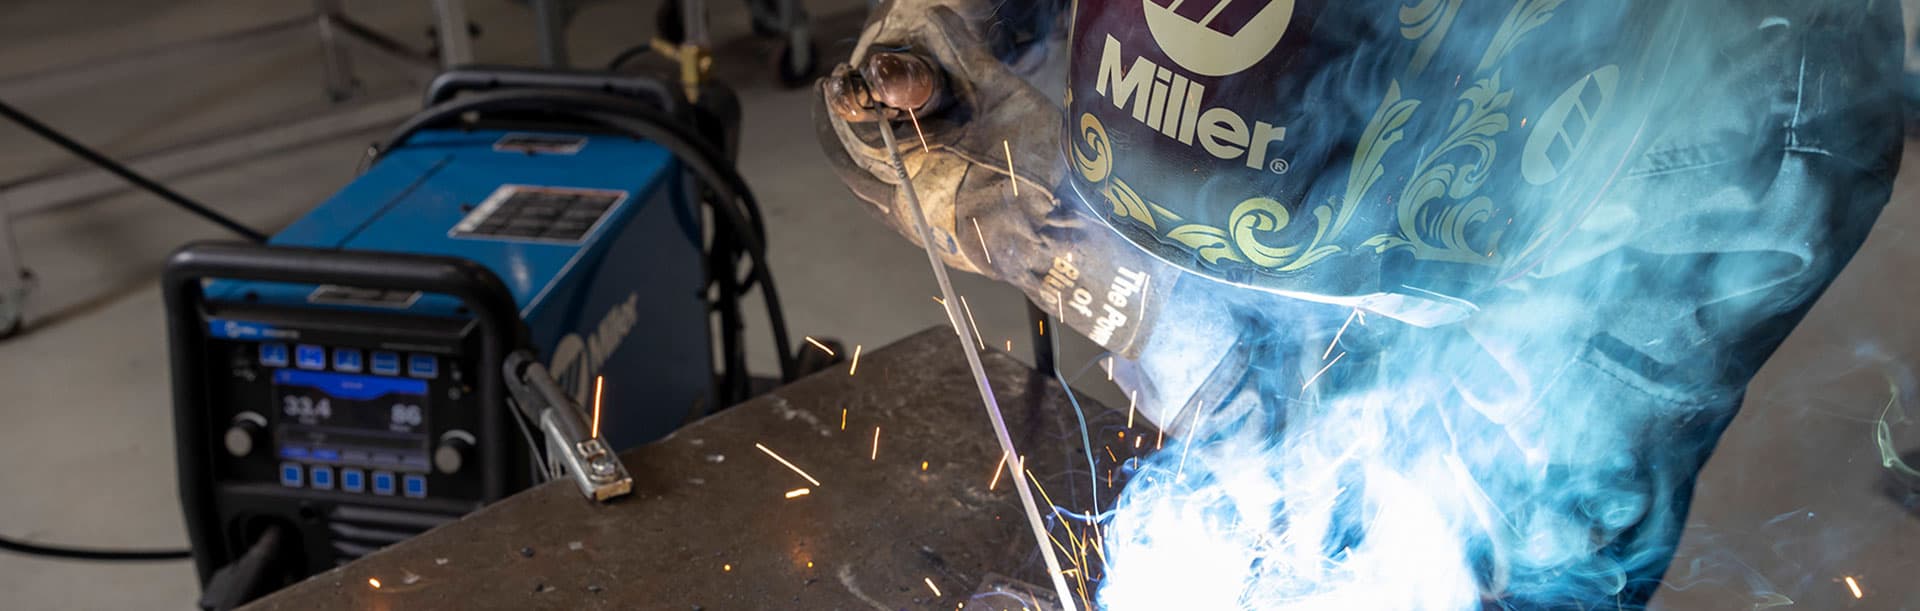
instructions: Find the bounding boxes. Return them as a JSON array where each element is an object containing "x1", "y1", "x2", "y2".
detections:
[
  {"x1": 1518, "y1": 3, "x2": 1904, "y2": 394},
  {"x1": 1461, "y1": 3, "x2": 1904, "y2": 604},
  {"x1": 815, "y1": 0, "x2": 1178, "y2": 359}
]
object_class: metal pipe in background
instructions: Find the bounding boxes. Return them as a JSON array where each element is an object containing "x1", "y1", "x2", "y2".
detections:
[
  {"x1": 313, "y1": 0, "x2": 358, "y2": 100},
  {"x1": 432, "y1": 0, "x2": 475, "y2": 67},
  {"x1": 532, "y1": 0, "x2": 569, "y2": 68},
  {"x1": 0, "y1": 204, "x2": 24, "y2": 336}
]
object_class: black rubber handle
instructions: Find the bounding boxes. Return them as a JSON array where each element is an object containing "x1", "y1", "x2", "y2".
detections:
[
  {"x1": 163, "y1": 241, "x2": 525, "y2": 585},
  {"x1": 424, "y1": 65, "x2": 675, "y2": 110}
]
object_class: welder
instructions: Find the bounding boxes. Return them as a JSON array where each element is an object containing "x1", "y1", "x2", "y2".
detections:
[{"x1": 818, "y1": 0, "x2": 1904, "y2": 608}]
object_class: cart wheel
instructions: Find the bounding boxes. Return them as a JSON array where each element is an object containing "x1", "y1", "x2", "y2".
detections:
[
  {"x1": 746, "y1": 0, "x2": 783, "y2": 38},
  {"x1": 774, "y1": 40, "x2": 819, "y2": 89}
]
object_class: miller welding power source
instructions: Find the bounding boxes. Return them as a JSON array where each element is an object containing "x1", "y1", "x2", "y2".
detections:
[{"x1": 164, "y1": 67, "x2": 799, "y2": 607}]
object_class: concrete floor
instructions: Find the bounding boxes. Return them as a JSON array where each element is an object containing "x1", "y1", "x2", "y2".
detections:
[{"x1": 0, "y1": 1, "x2": 1915, "y2": 609}]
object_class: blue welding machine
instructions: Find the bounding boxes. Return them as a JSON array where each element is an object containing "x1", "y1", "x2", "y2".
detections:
[{"x1": 163, "y1": 68, "x2": 801, "y2": 606}]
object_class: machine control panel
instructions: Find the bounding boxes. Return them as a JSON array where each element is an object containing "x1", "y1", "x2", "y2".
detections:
[{"x1": 208, "y1": 323, "x2": 488, "y2": 506}]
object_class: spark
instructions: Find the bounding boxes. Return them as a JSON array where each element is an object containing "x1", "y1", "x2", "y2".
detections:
[
  {"x1": 960, "y1": 296, "x2": 987, "y2": 349},
  {"x1": 1038, "y1": 319, "x2": 1045, "y2": 336},
  {"x1": 1003, "y1": 140, "x2": 1019, "y2": 196},
  {"x1": 754, "y1": 443, "x2": 823, "y2": 487},
  {"x1": 1060, "y1": 568, "x2": 1079, "y2": 577},
  {"x1": 1153, "y1": 428, "x2": 1162, "y2": 449},
  {"x1": 785, "y1": 488, "x2": 811, "y2": 499},
  {"x1": 1105, "y1": 446, "x2": 1119, "y2": 463},
  {"x1": 932, "y1": 296, "x2": 945, "y2": 306},
  {"x1": 723, "y1": 564, "x2": 732, "y2": 572},
  {"x1": 368, "y1": 577, "x2": 382, "y2": 589},
  {"x1": 1006, "y1": 339, "x2": 1013, "y2": 351},
  {"x1": 1325, "y1": 309, "x2": 1358, "y2": 360},
  {"x1": 922, "y1": 461, "x2": 930, "y2": 471},
  {"x1": 871, "y1": 427, "x2": 881, "y2": 461},
  {"x1": 806, "y1": 561, "x2": 813, "y2": 568},
  {"x1": 1106, "y1": 357, "x2": 1114, "y2": 381},
  {"x1": 1126, "y1": 390, "x2": 1138, "y2": 429},
  {"x1": 926, "y1": 577, "x2": 944, "y2": 597},
  {"x1": 989, "y1": 452, "x2": 1009, "y2": 490},
  {"x1": 1025, "y1": 469, "x2": 1078, "y2": 550},
  {"x1": 804, "y1": 336, "x2": 836, "y2": 356},
  {"x1": 849, "y1": 344, "x2": 863, "y2": 375},
  {"x1": 908, "y1": 108, "x2": 931, "y2": 152},
  {"x1": 1176, "y1": 396, "x2": 1213, "y2": 477},
  {"x1": 841, "y1": 408, "x2": 847, "y2": 430},
  {"x1": 1846, "y1": 576, "x2": 1863, "y2": 598},
  {"x1": 974, "y1": 217, "x2": 993, "y2": 264},
  {"x1": 591, "y1": 375, "x2": 604, "y2": 440},
  {"x1": 1301, "y1": 351, "x2": 1348, "y2": 391}
]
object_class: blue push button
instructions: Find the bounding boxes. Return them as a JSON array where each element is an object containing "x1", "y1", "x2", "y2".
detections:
[
  {"x1": 371, "y1": 351, "x2": 401, "y2": 376},
  {"x1": 279, "y1": 463, "x2": 303, "y2": 488},
  {"x1": 372, "y1": 471, "x2": 396, "y2": 496},
  {"x1": 340, "y1": 469, "x2": 365, "y2": 493},
  {"x1": 407, "y1": 354, "x2": 438, "y2": 379},
  {"x1": 403, "y1": 474, "x2": 427, "y2": 498},
  {"x1": 333, "y1": 348, "x2": 363, "y2": 373},
  {"x1": 310, "y1": 466, "x2": 334, "y2": 490},
  {"x1": 295, "y1": 345, "x2": 327, "y2": 370},
  {"x1": 259, "y1": 343, "x2": 289, "y2": 368}
]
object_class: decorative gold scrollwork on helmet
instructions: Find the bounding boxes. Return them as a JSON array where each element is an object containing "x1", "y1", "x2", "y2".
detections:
[{"x1": 1072, "y1": 113, "x2": 1113, "y2": 184}]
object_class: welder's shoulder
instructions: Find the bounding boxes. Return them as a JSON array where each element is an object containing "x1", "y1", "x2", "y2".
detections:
[{"x1": 1630, "y1": 1, "x2": 1904, "y2": 183}]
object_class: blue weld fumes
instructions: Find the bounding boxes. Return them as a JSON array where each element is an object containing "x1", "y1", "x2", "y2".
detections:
[
  {"x1": 1078, "y1": 0, "x2": 1905, "y2": 607},
  {"x1": 1096, "y1": 313, "x2": 1709, "y2": 609}
]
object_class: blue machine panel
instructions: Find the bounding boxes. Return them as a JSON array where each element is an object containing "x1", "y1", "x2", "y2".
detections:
[{"x1": 207, "y1": 129, "x2": 713, "y2": 449}]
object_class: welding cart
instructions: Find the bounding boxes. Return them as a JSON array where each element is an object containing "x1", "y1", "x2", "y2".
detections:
[{"x1": 164, "y1": 66, "x2": 803, "y2": 609}]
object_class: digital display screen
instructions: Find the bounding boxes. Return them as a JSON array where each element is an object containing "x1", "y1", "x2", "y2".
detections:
[{"x1": 272, "y1": 369, "x2": 431, "y2": 469}]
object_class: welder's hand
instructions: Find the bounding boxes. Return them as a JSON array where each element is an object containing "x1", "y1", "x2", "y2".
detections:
[
  {"x1": 823, "y1": 51, "x2": 947, "y2": 124},
  {"x1": 815, "y1": 0, "x2": 1177, "y2": 359},
  {"x1": 814, "y1": 0, "x2": 1064, "y2": 278}
]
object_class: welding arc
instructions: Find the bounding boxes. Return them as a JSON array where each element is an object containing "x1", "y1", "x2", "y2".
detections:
[
  {"x1": 0, "y1": 534, "x2": 189, "y2": 561},
  {"x1": 0, "y1": 98, "x2": 268, "y2": 243},
  {"x1": 378, "y1": 90, "x2": 797, "y2": 404},
  {"x1": 876, "y1": 121, "x2": 1080, "y2": 611}
]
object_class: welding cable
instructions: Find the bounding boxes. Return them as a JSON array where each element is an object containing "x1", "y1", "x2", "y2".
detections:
[
  {"x1": 372, "y1": 89, "x2": 798, "y2": 389},
  {"x1": 0, "y1": 534, "x2": 190, "y2": 561},
  {"x1": 0, "y1": 98, "x2": 269, "y2": 243}
]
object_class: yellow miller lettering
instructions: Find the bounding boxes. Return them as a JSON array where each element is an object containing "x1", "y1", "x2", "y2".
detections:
[{"x1": 1094, "y1": 35, "x2": 1286, "y2": 171}]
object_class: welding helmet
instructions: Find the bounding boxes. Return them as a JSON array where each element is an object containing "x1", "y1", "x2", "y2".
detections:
[{"x1": 1063, "y1": 0, "x2": 1689, "y2": 326}]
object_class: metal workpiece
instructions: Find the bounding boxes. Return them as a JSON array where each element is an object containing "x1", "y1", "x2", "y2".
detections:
[{"x1": 245, "y1": 328, "x2": 1146, "y2": 610}]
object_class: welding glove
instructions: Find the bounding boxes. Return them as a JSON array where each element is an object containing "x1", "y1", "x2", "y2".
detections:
[{"x1": 815, "y1": 0, "x2": 1181, "y2": 361}]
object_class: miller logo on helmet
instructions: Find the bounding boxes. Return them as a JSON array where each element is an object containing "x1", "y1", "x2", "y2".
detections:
[{"x1": 1142, "y1": 0, "x2": 1296, "y2": 77}]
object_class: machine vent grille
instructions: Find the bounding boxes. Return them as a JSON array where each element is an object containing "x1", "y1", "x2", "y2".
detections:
[
  {"x1": 449, "y1": 184, "x2": 625, "y2": 243},
  {"x1": 327, "y1": 504, "x2": 458, "y2": 566}
]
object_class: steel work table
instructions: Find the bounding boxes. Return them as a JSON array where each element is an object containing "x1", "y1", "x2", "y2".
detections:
[{"x1": 246, "y1": 327, "x2": 1133, "y2": 610}]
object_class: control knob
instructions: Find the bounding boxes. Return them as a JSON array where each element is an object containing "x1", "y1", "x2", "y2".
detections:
[
  {"x1": 224, "y1": 412, "x2": 268, "y2": 457},
  {"x1": 435, "y1": 430, "x2": 477, "y2": 474}
]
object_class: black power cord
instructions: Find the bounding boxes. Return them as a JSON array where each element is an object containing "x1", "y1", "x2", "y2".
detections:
[
  {"x1": 0, "y1": 533, "x2": 190, "y2": 561},
  {"x1": 373, "y1": 88, "x2": 799, "y2": 407},
  {"x1": 0, "y1": 98, "x2": 268, "y2": 243}
]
